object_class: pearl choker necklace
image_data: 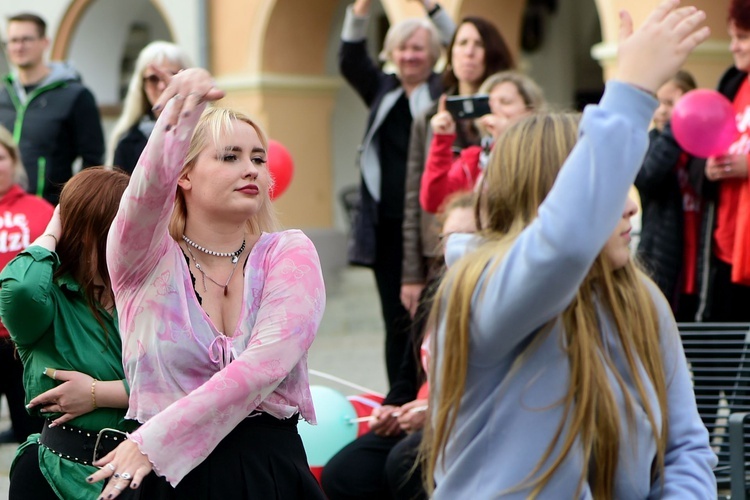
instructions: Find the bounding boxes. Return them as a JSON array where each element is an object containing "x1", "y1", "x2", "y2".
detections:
[{"x1": 182, "y1": 235, "x2": 246, "y2": 264}]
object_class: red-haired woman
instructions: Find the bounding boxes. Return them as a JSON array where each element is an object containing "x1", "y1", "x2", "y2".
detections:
[{"x1": 0, "y1": 168, "x2": 135, "y2": 500}]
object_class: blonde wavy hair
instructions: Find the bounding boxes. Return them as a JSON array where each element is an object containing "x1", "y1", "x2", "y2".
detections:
[
  {"x1": 168, "y1": 107, "x2": 281, "y2": 240},
  {"x1": 423, "y1": 113, "x2": 667, "y2": 499}
]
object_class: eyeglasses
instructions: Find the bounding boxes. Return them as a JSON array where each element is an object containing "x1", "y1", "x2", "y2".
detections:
[
  {"x1": 3, "y1": 36, "x2": 40, "y2": 46},
  {"x1": 142, "y1": 74, "x2": 163, "y2": 86},
  {"x1": 142, "y1": 70, "x2": 180, "y2": 87}
]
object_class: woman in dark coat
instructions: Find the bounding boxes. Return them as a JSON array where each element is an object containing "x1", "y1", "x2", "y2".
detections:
[
  {"x1": 635, "y1": 70, "x2": 701, "y2": 320},
  {"x1": 340, "y1": 0, "x2": 454, "y2": 386}
]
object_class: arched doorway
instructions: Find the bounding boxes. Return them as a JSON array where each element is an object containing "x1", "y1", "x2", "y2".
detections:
[
  {"x1": 57, "y1": 0, "x2": 173, "y2": 107},
  {"x1": 50, "y1": 0, "x2": 176, "y2": 157}
]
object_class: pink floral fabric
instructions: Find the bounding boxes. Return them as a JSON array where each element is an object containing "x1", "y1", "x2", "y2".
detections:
[{"x1": 106, "y1": 101, "x2": 325, "y2": 485}]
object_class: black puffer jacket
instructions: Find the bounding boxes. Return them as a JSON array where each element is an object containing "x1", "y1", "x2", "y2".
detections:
[
  {"x1": 0, "y1": 62, "x2": 104, "y2": 204},
  {"x1": 635, "y1": 123, "x2": 700, "y2": 306}
]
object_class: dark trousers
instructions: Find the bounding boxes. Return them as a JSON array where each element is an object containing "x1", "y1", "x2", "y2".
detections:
[
  {"x1": 10, "y1": 442, "x2": 139, "y2": 500},
  {"x1": 10, "y1": 443, "x2": 58, "y2": 500},
  {"x1": 373, "y1": 217, "x2": 412, "y2": 387},
  {"x1": 135, "y1": 413, "x2": 324, "y2": 499},
  {"x1": 704, "y1": 256, "x2": 750, "y2": 322},
  {"x1": 321, "y1": 430, "x2": 425, "y2": 500},
  {"x1": 384, "y1": 432, "x2": 425, "y2": 500},
  {"x1": 0, "y1": 338, "x2": 44, "y2": 442},
  {"x1": 674, "y1": 293, "x2": 699, "y2": 322}
]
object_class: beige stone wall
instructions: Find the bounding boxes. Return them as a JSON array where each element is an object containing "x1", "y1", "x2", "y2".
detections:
[
  {"x1": 592, "y1": 0, "x2": 733, "y2": 88},
  {"x1": 207, "y1": 0, "x2": 527, "y2": 229}
]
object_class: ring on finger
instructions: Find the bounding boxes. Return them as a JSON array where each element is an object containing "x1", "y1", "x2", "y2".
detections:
[
  {"x1": 174, "y1": 94, "x2": 183, "y2": 100},
  {"x1": 121, "y1": 472, "x2": 132, "y2": 481},
  {"x1": 113, "y1": 484, "x2": 123, "y2": 491},
  {"x1": 107, "y1": 463, "x2": 116, "y2": 472}
]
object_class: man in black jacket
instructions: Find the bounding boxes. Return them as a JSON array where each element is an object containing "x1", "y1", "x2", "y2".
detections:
[{"x1": 0, "y1": 12, "x2": 104, "y2": 204}]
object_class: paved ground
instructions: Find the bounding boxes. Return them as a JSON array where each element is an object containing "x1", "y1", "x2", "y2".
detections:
[{"x1": 0, "y1": 266, "x2": 387, "y2": 497}]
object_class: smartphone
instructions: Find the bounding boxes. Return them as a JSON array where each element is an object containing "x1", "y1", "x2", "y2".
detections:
[{"x1": 445, "y1": 95, "x2": 491, "y2": 120}]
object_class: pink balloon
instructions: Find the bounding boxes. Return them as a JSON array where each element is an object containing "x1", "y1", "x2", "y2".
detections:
[{"x1": 671, "y1": 89, "x2": 738, "y2": 158}]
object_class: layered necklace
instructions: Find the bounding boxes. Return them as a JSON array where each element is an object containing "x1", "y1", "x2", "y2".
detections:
[{"x1": 182, "y1": 235, "x2": 246, "y2": 296}]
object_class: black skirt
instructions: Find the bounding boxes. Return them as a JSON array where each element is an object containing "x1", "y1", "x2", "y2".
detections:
[{"x1": 135, "y1": 413, "x2": 325, "y2": 500}]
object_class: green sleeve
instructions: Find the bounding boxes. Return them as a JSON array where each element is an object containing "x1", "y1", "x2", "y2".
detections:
[
  {"x1": 0, "y1": 246, "x2": 59, "y2": 346},
  {"x1": 121, "y1": 378, "x2": 130, "y2": 396}
]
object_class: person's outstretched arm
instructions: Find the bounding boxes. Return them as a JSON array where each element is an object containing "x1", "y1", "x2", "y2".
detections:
[
  {"x1": 339, "y1": 0, "x2": 386, "y2": 106},
  {"x1": 106, "y1": 69, "x2": 224, "y2": 292},
  {"x1": 418, "y1": 0, "x2": 456, "y2": 46},
  {"x1": 447, "y1": 1, "x2": 710, "y2": 362}
]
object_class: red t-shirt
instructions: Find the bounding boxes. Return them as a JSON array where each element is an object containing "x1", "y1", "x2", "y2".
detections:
[
  {"x1": 714, "y1": 79, "x2": 750, "y2": 264},
  {"x1": 0, "y1": 185, "x2": 54, "y2": 338}
]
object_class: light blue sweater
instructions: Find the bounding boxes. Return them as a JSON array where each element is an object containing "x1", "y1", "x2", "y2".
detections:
[{"x1": 434, "y1": 81, "x2": 718, "y2": 499}]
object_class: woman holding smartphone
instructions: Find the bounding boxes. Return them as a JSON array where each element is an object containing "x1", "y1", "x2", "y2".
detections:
[
  {"x1": 401, "y1": 17, "x2": 514, "y2": 321},
  {"x1": 420, "y1": 71, "x2": 545, "y2": 213}
]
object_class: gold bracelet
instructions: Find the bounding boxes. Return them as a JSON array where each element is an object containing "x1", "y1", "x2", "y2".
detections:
[
  {"x1": 43, "y1": 233, "x2": 58, "y2": 245},
  {"x1": 91, "y1": 379, "x2": 98, "y2": 410}
]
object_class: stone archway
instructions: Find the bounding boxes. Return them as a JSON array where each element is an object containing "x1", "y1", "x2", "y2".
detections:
[
  {"x1": 52, "y1": 0, "x2": 173, "y2": 107},
  {"x1": 210, "y1": 0, "x2": 344, "y2": 229}
]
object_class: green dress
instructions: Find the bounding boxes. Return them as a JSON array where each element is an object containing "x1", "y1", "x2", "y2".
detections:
[{"x1": 0, "y1": 246, "x2": 137, "y2": 499}]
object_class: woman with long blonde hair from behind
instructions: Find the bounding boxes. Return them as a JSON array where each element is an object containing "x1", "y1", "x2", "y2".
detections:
[{"x1": 423, "y1": 1, "x2": 717, "y2": 498}]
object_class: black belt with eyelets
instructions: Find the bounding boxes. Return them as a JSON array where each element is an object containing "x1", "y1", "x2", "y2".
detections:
[{"x1": 38, "y1": 420, "x2": 127, "y2": 466}]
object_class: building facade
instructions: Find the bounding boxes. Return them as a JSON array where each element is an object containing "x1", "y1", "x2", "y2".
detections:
[{"x1": 0, "y1": 0, "x2": 735, "y2": 268}]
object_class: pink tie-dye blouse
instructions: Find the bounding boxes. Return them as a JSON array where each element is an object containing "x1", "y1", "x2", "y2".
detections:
[{"x1": 106, "y1": 100, "x2": 325, "y2": 485}]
